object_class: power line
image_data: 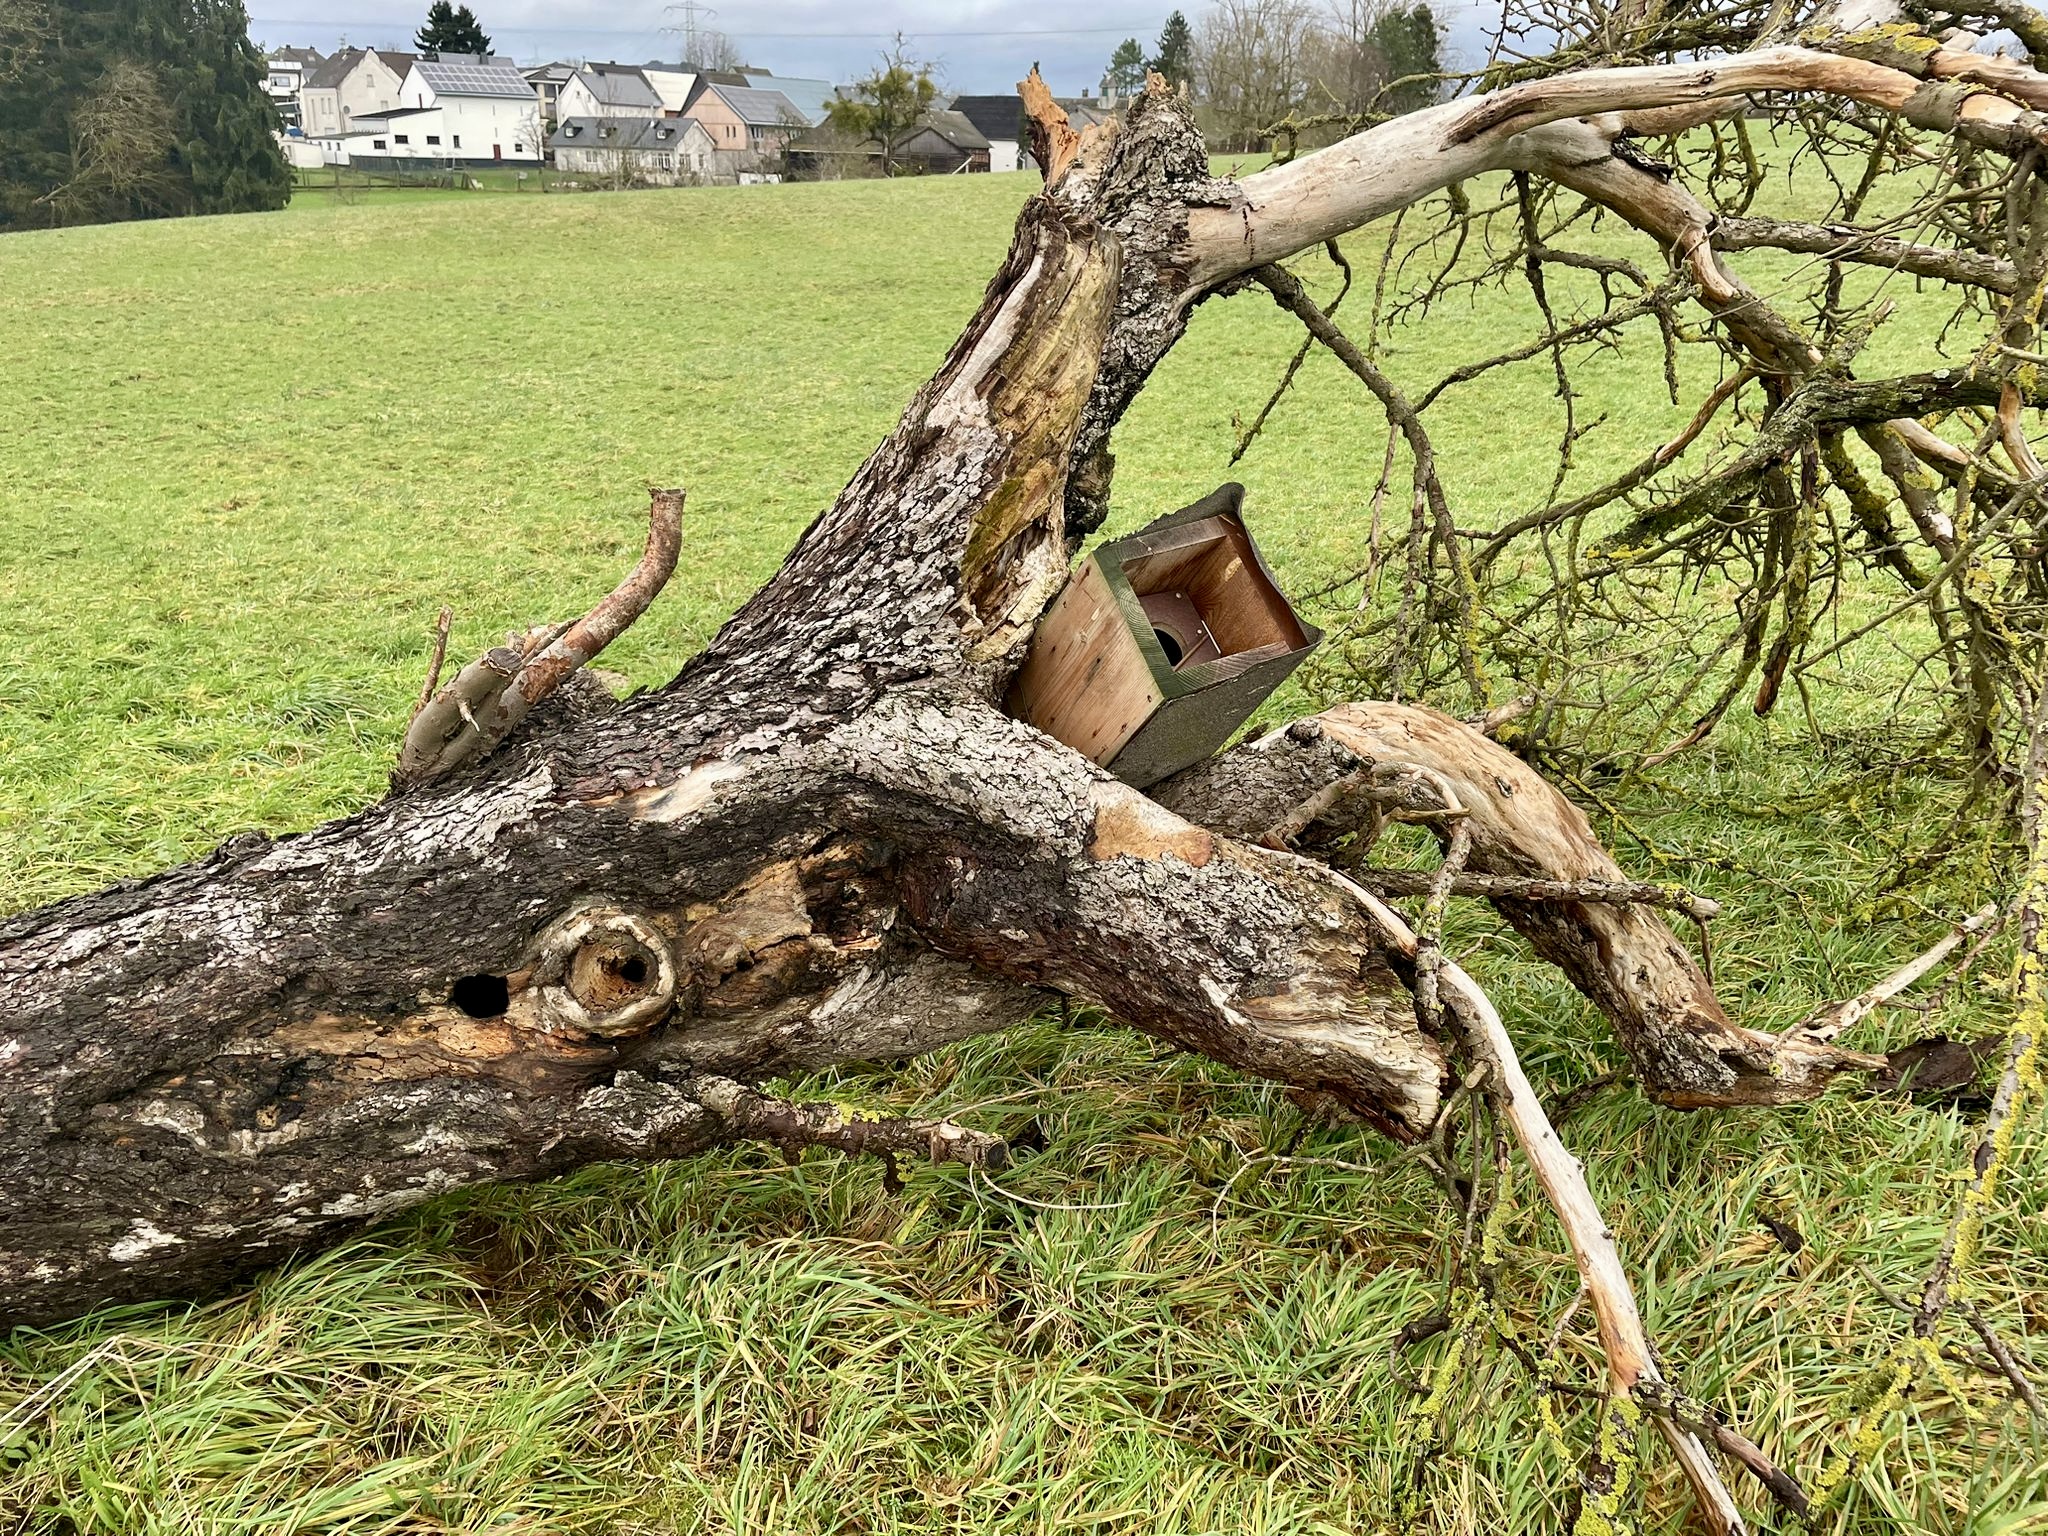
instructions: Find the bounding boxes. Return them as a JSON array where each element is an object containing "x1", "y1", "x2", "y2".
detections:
[
  {"x1": 666, "y1": 0, "x2": 714, "y2": 60},
  {"x1": 251, "y1": 15, "x2": 1165, "y2": 41}
]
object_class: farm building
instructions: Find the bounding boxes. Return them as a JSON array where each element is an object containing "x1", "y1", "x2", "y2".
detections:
[{"x1": 889, "y1": 110, "x2": 991, "y2": 174}]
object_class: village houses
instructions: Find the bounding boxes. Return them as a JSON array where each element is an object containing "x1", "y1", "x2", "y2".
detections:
[{"x1": 269, "y1": 44, "x2": 1107, "y2": 188}]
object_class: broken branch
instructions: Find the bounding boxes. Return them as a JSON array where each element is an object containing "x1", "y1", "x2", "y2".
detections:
[{"x1": 394, "y1": 488, "x2": 683, "y2": 787}]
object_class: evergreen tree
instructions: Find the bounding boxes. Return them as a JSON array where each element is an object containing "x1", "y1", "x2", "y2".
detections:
[
  {"x1": 1369, "y1": 4, "x2": 1442, "y2": 113},
  {"x1": 415, "y1": 1, "x2": 491, "y2": 56},
  {"x1": 1148, "y1": 11, "x2": 1193, "y2": 88},
  {"x1": 1103, "y1": 37, "x2": 1145, "y2": 96},
  {"x1": 0, "y1": 0, "x2": 288, "y2": 230}
]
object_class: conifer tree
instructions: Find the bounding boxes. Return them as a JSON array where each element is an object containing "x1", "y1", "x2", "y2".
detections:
[
  {"x1": 414, "y1": 1, "x2": 491, "y2": 57},
  {"x1": 1148, "y1": 11, "x2": 1193, "y2": 88},
  {"x1": 0, "y1": 0, "x2": 288, "y2": 229}
]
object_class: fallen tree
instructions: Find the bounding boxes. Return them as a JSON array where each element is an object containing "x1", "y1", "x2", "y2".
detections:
[{"x1": 7, "y1": 13, "x2": 2048, "y2": 1529}]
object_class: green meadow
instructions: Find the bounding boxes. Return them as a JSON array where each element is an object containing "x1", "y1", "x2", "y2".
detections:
[{"x1": 1, "y1": 167, "x2": 2043, "y2": 1533}]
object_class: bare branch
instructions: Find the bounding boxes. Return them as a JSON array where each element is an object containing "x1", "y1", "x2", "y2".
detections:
[{"x1": 395, "y1": 488, "x2": 683, "y2": 786}]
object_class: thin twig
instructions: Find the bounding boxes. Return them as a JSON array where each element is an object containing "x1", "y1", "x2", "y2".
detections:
[
  {"x1": 1355, "y1": 866, "x2": 1721, "y2": 922},
  {"x1": 1798, "y1": 902, "x2": 2001, "y2": 1041},
  {"x1": 1325, "y1": 866, "x2": 1761, "y2": 1534},
  {"x1": 411, "y1": 606, "x2": 452, "y2": 723}
]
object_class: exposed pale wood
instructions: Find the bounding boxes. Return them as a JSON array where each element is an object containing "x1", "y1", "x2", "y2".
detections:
[
  {"x1": 1335, "y1": 876, "x2": 1750, "y2": 1535},
  {"x1": 1161, "y1": 705, "x2": 1887, "y2": 1105},
  {"x1": 1179, "y1": 45, "x2": 2048, "y2": 290},
  {"x1": 1800, "y1": 902, "x2": 2001, "y2": 1041},
  {"x1": 1006, "y1": 557, "x2": 1163, "y2": 765},
  {"x1": 1019, "y1": 66, "x2": 1083, "y2": 187}
]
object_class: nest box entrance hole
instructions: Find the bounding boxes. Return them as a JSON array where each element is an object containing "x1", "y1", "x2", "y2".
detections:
[{"x1": 1121, "y1": 520, "x2": 1308, "y2": 673}]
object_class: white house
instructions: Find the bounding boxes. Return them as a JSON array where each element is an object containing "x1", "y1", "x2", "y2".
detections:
[
  {"x1": 344, "y1": 106, "x2": 451, "y2": 163},
  {"x1": 299, "y1": 48, "x2": 415, "y2": 138},
  {"x1": 264, "y1": 46, "x2": 322, "y2": 130},
  {"x1": 395, "y1": 54, "x2": 542, "y2": 163},
  {"x1": 549, "y1": 116, "x2": 716, "y2": 184},
  {"x1": 555, "y1": 63, "x2": 663, "y2": 121}
]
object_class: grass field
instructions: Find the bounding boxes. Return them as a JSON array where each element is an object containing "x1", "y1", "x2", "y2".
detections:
[{"x1": 1, "y1": 169, "x2": 2044, "y2": 1534}]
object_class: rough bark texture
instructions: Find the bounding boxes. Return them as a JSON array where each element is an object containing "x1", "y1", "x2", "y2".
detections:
[{"x1": 0, "y1": 84, "x2": 1434, "y2": 1330}]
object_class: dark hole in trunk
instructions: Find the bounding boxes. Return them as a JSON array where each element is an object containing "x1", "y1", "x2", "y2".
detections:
[{"x1": 451, "y1": 973, "x2": 510, "y2": 1018}]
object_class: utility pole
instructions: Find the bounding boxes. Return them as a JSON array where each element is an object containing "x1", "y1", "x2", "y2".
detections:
[{"x1": 666, "y1": 0, "x2": 716, "y2": 67}]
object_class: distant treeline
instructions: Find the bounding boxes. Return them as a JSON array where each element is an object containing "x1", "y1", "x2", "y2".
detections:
[{"x1": 0, "y1": 0, "x2": 290, "y2": 231}]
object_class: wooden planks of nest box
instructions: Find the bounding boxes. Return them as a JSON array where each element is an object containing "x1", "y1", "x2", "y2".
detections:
[{"x1": 1006, "y1": 484, "x2": 1321, "y2": 787}]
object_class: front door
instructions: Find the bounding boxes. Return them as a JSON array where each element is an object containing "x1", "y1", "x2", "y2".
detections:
[{"x1": 493, "y1": 144, "x2": 502, "y2": 161}]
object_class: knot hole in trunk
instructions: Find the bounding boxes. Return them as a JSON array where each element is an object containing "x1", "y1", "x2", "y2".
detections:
[{"x1": 530, "y1": 907, "x2": 679, "y2": 1039}]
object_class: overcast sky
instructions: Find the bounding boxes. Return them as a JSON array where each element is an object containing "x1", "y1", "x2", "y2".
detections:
[{"x1": 250, "y1": 1, "x2": 1496, "y2": 95}]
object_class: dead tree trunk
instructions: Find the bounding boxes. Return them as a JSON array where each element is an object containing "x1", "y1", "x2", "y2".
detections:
[{"x1": 11, "y1": 49, "x2": 2021, "y2": 1526}]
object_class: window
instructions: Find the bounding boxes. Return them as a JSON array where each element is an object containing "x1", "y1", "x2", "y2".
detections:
[
  {"x1": 513, "y1": 142, "x2": 523, "y2": 153},
  {"x1": 395, "y1": 133, "x2": 409, "y2": 144},
  {"x1": 373, "y1": 138, "x2": 387, "y2": 149},
  {"x1": 426, "y1": 134, "x2": 441, "y2": 145},
  {"x1": 453, "y1": 135, "x2": 461, "y2": 147}
]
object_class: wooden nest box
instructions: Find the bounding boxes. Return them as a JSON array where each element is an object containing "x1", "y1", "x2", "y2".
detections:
[{"x1": 1007, "y1": 484, "x2": 1322, "y2": 787}]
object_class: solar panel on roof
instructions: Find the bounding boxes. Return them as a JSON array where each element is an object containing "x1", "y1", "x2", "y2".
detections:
[{"x1": 420, "y1": 60, "x2": 530, "y2": 95}]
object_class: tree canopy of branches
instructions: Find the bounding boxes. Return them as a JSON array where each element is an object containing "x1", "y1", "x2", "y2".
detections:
[
  {"x1": 0, "y1": 0, "x2": 288, "y2": 230},
  {"x1": 1196, "y1": 0, "x2": 1326, "y2": 147},
  {"x1": 11, "y1": 1, "x2": 2048, "y2": 1526},
  {"x1": 1193, "y1": 0, "x2": 1446, "y2": 147},
  {"x1": 821, "y1": 37, "x2": 938, "y2": 175},
  {"x1": 686, "y1": 28, "x2": 744, "y2": 71},
  {"x1": 661, "y1": 2, "x2": 745, "y2": 73},
  {"x1": 414, "y1": 1, "x2": 491, "y2": 56}
]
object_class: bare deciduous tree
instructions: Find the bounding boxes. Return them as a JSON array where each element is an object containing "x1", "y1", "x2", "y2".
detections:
[
  {"x1": 40, "y1": 57, "x2": 180, "y2": 225},
  {"x1": 1193, "y1": 0, "x2": 1325, "y2": 148}
]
